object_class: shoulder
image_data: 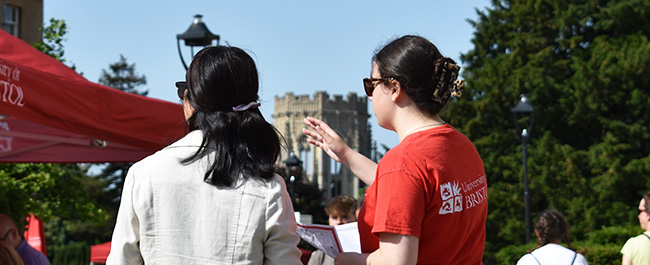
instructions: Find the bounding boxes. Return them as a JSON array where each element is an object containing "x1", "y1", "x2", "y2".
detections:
[
  {"x1": 241, "y1": 174, "x2": 288, "y2": 201},
  {"x1": 17, "y1": 241, "x2": 50, "y2": 265},
  {"x1": 625, "y1": 233, "x2": 649, "y2": 245},
  {"x1": 516, "y1": 253, "x2": 536, "y2": 265},
  {"x1": 622, "y1": 233, "x2": 650, "y2": 251}
]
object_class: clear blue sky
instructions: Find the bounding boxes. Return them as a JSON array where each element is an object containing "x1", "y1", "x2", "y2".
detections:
[{"x1": 44, "y1": 0, "x2": 489, "y2": 150}]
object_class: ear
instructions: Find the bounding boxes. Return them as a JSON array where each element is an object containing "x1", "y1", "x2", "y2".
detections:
[
  {"x1": 183, "y1": 98, "x2": 196, "y2": 121},
  {"x1": 389, "y1": 79, "x2": 403, "y2": 102}
]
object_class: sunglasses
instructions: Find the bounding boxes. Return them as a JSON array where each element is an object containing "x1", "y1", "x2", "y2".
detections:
[
  {"x1": 1, "y1": 228, "x2": 12, "y2": 241},
  {"x1": 362, "y1": 77, "x2": 394, "y2": 97},
  {"x1": 175, "y1": 81, "x2": 187, "y2": 100}
]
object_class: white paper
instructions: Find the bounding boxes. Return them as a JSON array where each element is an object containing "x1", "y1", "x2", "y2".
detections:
[
  {"x1": 334, "y1": 222, "x2": 360, "y2": 254},
  {"x1": 296, "y1": 222, "x2": 361, "y2": 258}
]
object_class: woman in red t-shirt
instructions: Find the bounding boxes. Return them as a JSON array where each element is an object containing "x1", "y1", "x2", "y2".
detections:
[{"x1": 303, "y1": 35, "x2": 487, "y2": 265}]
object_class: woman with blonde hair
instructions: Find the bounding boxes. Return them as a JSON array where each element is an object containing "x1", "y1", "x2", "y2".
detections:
[{"x1": 0, "y1": 241, "x2": 25, "y2": 265}]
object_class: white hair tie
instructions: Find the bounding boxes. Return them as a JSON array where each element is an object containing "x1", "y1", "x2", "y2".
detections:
[{"x1": 232, "y1": 102, "x2": 261, "y2": 112}]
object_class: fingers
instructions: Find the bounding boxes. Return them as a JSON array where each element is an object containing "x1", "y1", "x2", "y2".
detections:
[
  {"x1": 303, "y1": 117, "x2": 339, "y2": 143},
  {"x1": 302, "y1": 127, "x2": 323, "y2": 143}
]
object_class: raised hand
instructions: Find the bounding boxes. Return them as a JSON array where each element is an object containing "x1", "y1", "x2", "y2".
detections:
[
  {"x1": 302, "y1": 116, "x2": 349, "y2": 163},
  {"x1": 302, "y1": 116, "x2": 377, "y2": 185}
]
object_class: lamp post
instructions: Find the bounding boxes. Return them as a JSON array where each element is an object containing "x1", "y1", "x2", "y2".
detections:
[
  {"x1": 283, "y1": 152, "x2": 303, "y2": 205},
  {"x1": 176, "y1": 14, "x2": 221, "y2": 70},
  {"x1": 511, "y1": 94, "x2": 535, "y2": 244}
]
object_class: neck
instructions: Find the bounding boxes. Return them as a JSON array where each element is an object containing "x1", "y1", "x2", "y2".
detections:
[{"x1": 396, "y1": 115, "x2": 446, "y2": 142}]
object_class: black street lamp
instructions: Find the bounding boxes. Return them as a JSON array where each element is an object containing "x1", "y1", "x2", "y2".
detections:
[
  {"x1": 283, "y1": 152, "x2": 303, "y2": 204},
  {"x1": 511, "y1": 94, "x2": 535, "y2": 244},
  {"x1": 176, "y1": 14, "x2": 221, "y2": 70}
]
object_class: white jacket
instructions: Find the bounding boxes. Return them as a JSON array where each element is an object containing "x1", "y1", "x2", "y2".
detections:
[{"x1": 107, "y1": 130, "x2": 302, "y2": 265}]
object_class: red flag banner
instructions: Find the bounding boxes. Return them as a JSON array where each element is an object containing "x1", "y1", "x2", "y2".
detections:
[{"x1": 24, "y1": 213, "x2": 47, "y2": 256}]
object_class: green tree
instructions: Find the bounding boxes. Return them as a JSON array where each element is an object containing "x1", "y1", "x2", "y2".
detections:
[
  {"x1": 446, "y1": 0, "x2": 650, "y2": 256},
  {"x1": 98, "y1": 55, "x2": 148, "y2": 96},
  {"x1": 32, "y1": 18, "x2": 69, "y2": 65},
  {"x1": 95, "y1": 54, "x2": 148, "y2": 193}
]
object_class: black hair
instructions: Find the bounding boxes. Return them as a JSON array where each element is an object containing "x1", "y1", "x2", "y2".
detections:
[
  {"x1": 182, "y1": 46, "x2": 281, "y2": 187},
  {"x1": 373, "y1": 35, "x2": 461, "y2": 115}
]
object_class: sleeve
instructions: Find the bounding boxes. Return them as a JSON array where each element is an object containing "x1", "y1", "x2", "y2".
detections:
[
  {"x1": 106, "y1": 168, "x2": 144, "y2": 265},
  {"x1": 576, "y1": 253, "x2": 589, "y2": 265},
  {"x1": 20, "y1": 246, "x2": 51, "y2": 265},
  {"x1": 307, "y1": 250, "x2": 325, "y2": 265},
  {"x1": 262, "y1": 175, "x2": 302, "y2": 265},
  {"x1": 372, "y1": 171, "x2": 425, "y2": 237},
  {"x1": 620, "y1": 237, "x2": 635, "y2": 260}
]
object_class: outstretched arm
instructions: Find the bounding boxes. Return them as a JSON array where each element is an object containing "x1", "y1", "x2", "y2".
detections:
[
  {"x1": 334, "y1": 233, "x2": 419, "y2": 265},
  {"x1": 302, "y1": 117, "x2": 377, "y2": 185}
]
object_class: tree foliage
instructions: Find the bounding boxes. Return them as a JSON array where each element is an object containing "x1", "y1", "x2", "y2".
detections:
[
  {"x1": 98, "y1": 55, "x2": 148, "y2": 96},
  {"x1": 32, "y1": 18, "x2": 69, "y2": 64},
  {"x1": 444, "y1": 0, "x2": 650, "y2": 256}
]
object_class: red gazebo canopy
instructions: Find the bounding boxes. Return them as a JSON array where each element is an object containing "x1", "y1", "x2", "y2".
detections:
[
  {"x1": 0, "y1": 30, "x2": 186, "y2": 162},
  {"x1": 90, "y1": 242, "x2": 111, "y2": 264}
]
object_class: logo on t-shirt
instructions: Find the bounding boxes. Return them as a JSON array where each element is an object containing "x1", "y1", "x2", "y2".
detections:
[
  {"x1": 439, "y1": 175, "x2": 488, "y2": 215},
  {"x1": 439, "y1": 181, "x2": 463, "y2": 215}
]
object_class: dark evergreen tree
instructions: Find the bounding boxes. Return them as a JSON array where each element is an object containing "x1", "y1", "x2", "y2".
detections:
[
  {"x1": 98, "y1": 54, "x2": 148, "y2": 96},
  {"x1": 79, "y1": 55, "x2": 149, "y2": 243},
  {"x1": 445, "y1": 0, "x2": 650, "y2": 255}
]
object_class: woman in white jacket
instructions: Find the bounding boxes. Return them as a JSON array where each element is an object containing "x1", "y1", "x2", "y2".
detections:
[{"x1": 107, "y1": 46, "x2": 302, "y2": 265}]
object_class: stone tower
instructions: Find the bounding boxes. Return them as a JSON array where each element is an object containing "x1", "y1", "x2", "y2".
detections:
[{"x1": 273, "y1": 91, "x2": 371, "y2": 201}]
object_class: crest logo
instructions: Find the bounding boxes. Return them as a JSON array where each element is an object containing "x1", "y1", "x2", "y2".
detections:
[{"x1": 439, "y1": 181, "x2": 463, "y2": 215}]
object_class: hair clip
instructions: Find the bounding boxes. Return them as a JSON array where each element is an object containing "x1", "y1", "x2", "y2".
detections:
[
  {"x1": 232, "y1": 102, "x2": 261, "y2": 112},
  {"x1": 432, "y1": 62, "x2": 464, "y2": 103},
  {"x1": 450, "y1": 79, "x2": 465, "y2": 98}
]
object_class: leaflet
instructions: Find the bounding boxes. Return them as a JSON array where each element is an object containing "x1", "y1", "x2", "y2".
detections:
[{"x1": 296, "y1": 222, "x2": 361, "y2": 258}]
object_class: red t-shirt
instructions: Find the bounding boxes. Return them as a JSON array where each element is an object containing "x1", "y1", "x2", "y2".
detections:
[{"x1": 358, "y1": 124, "x2": 487, "y2": 264}]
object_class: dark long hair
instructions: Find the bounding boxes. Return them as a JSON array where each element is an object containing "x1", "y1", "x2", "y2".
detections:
[
  {"x1": 373, "y1": 35, "x2": 461, "y2": 116},
  {"x1": 181, "y1": 46, "x2": 281, "y2": 187}
]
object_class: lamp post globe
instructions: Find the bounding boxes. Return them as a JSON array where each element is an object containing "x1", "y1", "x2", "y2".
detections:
[
  {"x1": 176, "y1": 14, "x2": 221, "y2": 70},
  {"x1": 283, "y1": 152, "x2": 303, "y2": 204},
  {"x1": 511, "y1": 94, "x2": 535, "y2": 244}
]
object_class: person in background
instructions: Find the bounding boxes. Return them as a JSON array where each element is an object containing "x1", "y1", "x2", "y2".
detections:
[
  {"x1": 0, "y1": 241, "x2": 25, "y2": 265},
  {"x1": 303, "y1": 35, "x2": 487, "y2": 265},
  {"x1": 308, "y1": 195, "x2": 358, "y2": 265},
  {"x1": 621, "y1": 191, "x2": 650, "y2": 265},
  {"x1": 516, "y1": 209, "x2": 588, "y2": 265},
  {"x1": 0, "y1": 214, "x2": 50, "y2": 265},
  {"x1": 107, "y1": 46, "x2": 302, "y2": 265}
]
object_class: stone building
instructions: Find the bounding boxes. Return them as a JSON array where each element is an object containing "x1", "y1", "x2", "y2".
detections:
[
  {"x1": 1, "y1": 0, "x2": 43, "y2": 44},
  {"x1": 273, "y1": 91, "x2": 372, "y2": 201}
]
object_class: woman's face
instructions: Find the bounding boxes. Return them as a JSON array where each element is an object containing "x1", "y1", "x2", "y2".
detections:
[
  {"x1": 639, "y1": 199, "x2": 649, "y2": 231},
  {"x1": 369, "y1": 63, "x2": 395, "y2": 131}
]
